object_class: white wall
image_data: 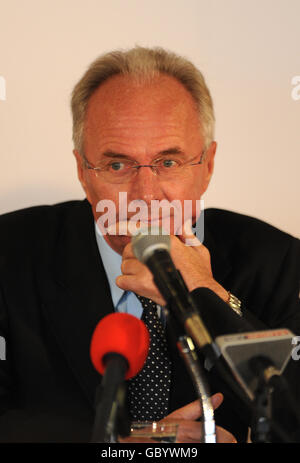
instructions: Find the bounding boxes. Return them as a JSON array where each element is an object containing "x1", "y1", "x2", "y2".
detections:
[{"x1": 0, "y1": 0, "x2": 299, "y2": 237}]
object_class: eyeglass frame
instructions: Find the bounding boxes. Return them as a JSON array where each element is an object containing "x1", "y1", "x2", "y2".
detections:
[{"x1": 81, "y1": 150, "x2": 207, "y2": 181}]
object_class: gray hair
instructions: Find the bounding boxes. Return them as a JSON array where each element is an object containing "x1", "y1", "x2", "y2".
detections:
[{"x1": 71, "y1": 46, "x2": 215, "y2": 156}]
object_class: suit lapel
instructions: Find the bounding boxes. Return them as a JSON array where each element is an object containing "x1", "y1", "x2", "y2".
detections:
[
  {"x1": 41, "y1": 200, "x2": 113, "y2": 409},
  {"x1": 203, "y1": 211, "x2": 232, "y2": 286}
]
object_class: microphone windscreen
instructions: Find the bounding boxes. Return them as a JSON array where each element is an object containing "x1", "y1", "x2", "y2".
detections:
[
  {"x1": 90, "y1": 313, "x2": 150, "y2": 379},
  {"x1": 132, "y1": 227, "x2": 170, "y2": 262}
]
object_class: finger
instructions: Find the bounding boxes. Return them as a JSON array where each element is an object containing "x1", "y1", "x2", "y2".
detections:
[
  {"x1": 164, "y1": 393, "x2": 223, "y2": 421},
  {"x1": 115, "y1": 274, "x2": 135, "y2": 291},
  {"x1": 122, "y1": 242, "x2": 135, "y2": 260},
  {"x1": 180, "y1": 219, "x2": 202, "y2": 247},
  {"x1": 216, "y1": 426, "x2": 237, "y2": 443},
  {"x1": 116, "y1": 274, "x2": 166, "y2": 306},
  {"x1": 175, "y1": 421, "x2": 203, "y2": 443},
  {"x1": 121, "y1": 258, "x2": 145, "y2": 275},
  {"x1": 210, "y1": 392, "x2": 224, "y2": 409},
  {"x1": 175, "y1": 423, "x2": 237, "y2": 444}
]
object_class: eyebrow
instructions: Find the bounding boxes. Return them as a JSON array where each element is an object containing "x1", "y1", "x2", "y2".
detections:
[{"x1": 101, "y1": 147, "x2": 184, "y2": 159}]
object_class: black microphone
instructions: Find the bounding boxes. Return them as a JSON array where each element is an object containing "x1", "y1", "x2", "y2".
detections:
[
  {"x1": 90, "y1": 313, "x2": 149, "y2": 442},
  {"x1": 132, "y1": 227, "x2": 214, "y2": 357}
]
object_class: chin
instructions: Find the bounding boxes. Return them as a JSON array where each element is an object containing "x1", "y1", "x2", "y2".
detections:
[{"x1": 105, "y1": 234, "x2": 132, "y2": 255}]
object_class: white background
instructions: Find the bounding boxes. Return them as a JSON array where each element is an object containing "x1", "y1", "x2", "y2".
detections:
[{"x1": 0, "y1": 0, "x2": 299, "y2": 237}]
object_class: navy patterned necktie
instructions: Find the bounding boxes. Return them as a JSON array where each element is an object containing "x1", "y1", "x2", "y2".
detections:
[{"x1": 127, "y1": 295, "x2": 172, "y2": 421}]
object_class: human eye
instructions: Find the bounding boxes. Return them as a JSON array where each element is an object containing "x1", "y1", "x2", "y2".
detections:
[
  {"x1": 109, "y1": 161, "x2": 126, "y2": 171},
  {"x1": 158, "y1": 158, "x2": 181, "y2": 169},
  {"x1": 102, "y1": 160, "x2": 130, "y2": 173}
]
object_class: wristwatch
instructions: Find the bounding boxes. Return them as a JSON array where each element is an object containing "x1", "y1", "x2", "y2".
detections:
[{"x1": 227, "y1": 291, "x2": 242, "y2": 317}]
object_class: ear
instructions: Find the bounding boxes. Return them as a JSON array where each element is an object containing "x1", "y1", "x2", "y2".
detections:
[
  {"x1": 201, "y1": 141, "x2": 217, "y2": 194},
  {"x1": 73, "y1": 149, "x2": 91, "y2": 200}
]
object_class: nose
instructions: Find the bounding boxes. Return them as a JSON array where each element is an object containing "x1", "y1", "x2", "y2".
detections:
[{"x1": 128, "y1": 166, "x2": 162, "y2": 205}]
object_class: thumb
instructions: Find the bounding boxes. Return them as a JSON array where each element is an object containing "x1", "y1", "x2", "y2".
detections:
[
  {"x1": 164, "y1": 393, "x2": 224, "y2": 421},
  {"x1": 179, "y1": 219, "x2": 202, "y2": 247}
]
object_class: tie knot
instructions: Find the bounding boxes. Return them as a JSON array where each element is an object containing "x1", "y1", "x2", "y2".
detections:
[
  {"x1": 136, "y1": 295, "x2": 159, "y2": 322},
  {"x1": 136, "y1": 294, "x2": 155, "y2": 307}
]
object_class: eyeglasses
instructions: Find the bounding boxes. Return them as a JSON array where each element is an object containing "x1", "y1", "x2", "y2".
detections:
[{"x1": 82, "y1": 151, "x2": 206, "y2": 184}]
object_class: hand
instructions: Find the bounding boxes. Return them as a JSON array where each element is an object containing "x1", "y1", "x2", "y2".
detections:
[
  {"x1": 116, "y1": 241, "x2": 166, "y2": 305},
  {"x1": 162, "y1": 393, "x2": 236, "y2": 443},
  {"x1": 116, "y1": 228, "x2": 228, "y2": 305},
  {"x1": 119, "y1": 393, "x2": 237, "y2": 443}
]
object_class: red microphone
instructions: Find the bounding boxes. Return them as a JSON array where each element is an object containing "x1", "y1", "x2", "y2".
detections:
[
  {"x1": 89, "y1": 313, "x2": 149, "y2": 442},
  {"x1": 90, "y1": 312, "x2": 149, "y2": 379}
]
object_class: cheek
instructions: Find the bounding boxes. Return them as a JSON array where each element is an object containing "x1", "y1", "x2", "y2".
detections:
[
  {"x1": 83, "y1": 180, "x2": 121, "y2": 217},
  {"x1": 85, "y1": 181, "x2": 101, "y2": 208},
  {"x1": 168, "y1": 178, "x2": 204, "y2": 222},
  {"x1": 164, "y1": 176, "x2": 203, "y2": 203}
]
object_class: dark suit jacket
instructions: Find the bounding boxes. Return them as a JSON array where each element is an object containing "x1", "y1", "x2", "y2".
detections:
[{"x1": 0, "y1": 199, "x2": 299, "y2": 442}]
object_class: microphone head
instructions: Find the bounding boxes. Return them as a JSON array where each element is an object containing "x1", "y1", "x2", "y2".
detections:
[
  {"x1": 132, "y1": 226, "x2": 170, "y2": 263},
  {"x1": 90, "y1": 313, "x2": 149, "y2": 380}
]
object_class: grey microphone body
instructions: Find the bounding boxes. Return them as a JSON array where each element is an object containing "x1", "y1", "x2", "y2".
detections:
[{"x1": 132, "y1": 227, "x2": 170, "y2": 262}]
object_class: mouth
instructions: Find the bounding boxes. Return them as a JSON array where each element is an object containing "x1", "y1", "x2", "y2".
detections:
[{"x1": 97, "y1": 217, "x2": 177, "y2": 236}]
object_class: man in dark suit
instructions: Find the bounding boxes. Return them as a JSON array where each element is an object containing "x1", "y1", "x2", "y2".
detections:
[{"x1": 0, "y1": 46, "x2": 299, "y2": 443}]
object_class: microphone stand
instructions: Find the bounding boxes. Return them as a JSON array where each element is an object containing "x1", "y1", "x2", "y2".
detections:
[
  {"x1": 90, "y1": 355, "x2": 131, "y2": 443},
  {"x1": 177, "y1": 335, "x2": 216, "y2": 443},
  {"x1": 165, "y1": 308, "x2": 216, "y2": 443},
  {"x1": 251, "y1": 378, "x2": 272, "y2": 443},
  {"x1": 250, "y1": 356, "x2": 289, "y2": 443}
]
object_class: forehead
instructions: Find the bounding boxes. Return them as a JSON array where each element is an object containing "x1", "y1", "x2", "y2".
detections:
[{"x1": 84, "y1": 74, "x2": 202, "y2": 156}]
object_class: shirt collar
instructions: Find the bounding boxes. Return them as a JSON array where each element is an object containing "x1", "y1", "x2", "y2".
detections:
[{"x1": 94, "y1": 222, "x2": 124, "y2": 308}]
